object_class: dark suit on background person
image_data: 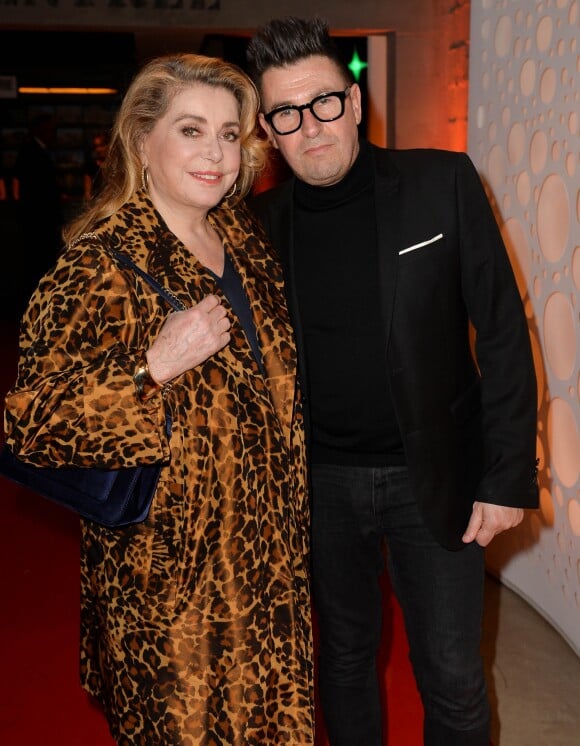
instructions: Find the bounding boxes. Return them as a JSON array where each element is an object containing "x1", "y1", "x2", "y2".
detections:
[
  {"x1": 247, "y1": 16, "x2": 538, "y2": 746},
  {"x1": 13, "y1": 114, "x2": 64, "y2": 296}
]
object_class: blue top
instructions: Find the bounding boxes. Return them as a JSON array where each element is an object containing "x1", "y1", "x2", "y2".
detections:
[{"x1": 210, "y1": 253, "x2": 266, "y2": 378}]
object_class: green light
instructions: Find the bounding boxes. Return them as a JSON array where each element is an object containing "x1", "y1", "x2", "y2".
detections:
[{"x1": 348, "y1": 48, "x2": 368, "y2": 82}]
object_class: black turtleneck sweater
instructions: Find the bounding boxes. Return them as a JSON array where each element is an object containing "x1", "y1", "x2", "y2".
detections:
[{"x1": 293, "y1": 140, "x2": 404, "y2": 466}]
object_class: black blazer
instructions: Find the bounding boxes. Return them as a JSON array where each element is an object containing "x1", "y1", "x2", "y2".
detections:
[{"x1": 251, "y1": 144, "x2": 538, "y2": 549}]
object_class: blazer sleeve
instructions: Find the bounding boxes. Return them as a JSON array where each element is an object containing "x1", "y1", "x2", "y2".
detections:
[
  {"x1": 3, "y1": 241, "x2": 171, "y2": 470},
  {"x1": 456, "y1": 153, "x2": 538, "y2": 507}
]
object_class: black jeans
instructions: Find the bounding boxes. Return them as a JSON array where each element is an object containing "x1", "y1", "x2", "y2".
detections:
[{"x1": 311, "y1": 463, "x2": 490, "y2": 746}]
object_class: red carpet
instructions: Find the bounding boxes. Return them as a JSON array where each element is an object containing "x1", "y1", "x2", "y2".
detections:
[{"x1": 0, "y1": 319, "x2": 423, "y2": 745}]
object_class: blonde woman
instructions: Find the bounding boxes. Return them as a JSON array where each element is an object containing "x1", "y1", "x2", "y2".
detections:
[{"x1": 4, "y1": 54, "x2": 313, "y2": 745}]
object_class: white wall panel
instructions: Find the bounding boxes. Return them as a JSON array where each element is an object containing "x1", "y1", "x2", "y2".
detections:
[{"x1": 468, "y1": 0, "x2": 579, "y2": 655}]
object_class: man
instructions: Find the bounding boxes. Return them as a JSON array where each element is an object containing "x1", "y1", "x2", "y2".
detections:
[{"x1": 246, "y1": 17, "x2": 538, "y2": 746}]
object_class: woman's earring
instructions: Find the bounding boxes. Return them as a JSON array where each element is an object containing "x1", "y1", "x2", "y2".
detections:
[
  {"x1": 141, "y1": 166, "x2": 149, "y2": 191},
  {"x1": 225, "y1": 182, "x2": 237, "y2": 199}
]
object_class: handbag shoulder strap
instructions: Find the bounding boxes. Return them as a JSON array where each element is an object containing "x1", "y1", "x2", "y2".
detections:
[
  {"x1": 108, "y1": 251, "x2": 177, "y2": 436},
  {"x1": 109, "y1": 249, "x2": 187, "y2": 312},
  {"x1": 69, "y1": 231, "x2": 186, "y2": 312}
]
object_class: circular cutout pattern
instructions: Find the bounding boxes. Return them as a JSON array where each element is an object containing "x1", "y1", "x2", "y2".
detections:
[
  {"x1": 520, "y1": 59, "x2": 536, "y2": 95},
  {"x1": 540, "y1": 67, "x2": 557, "y2": 103},
  {"x1": 517, "y1": 170, "x2": 531, "y2": 205},
  {"x1": 548, "y1": 398, "x2": 580, "y2": 488},
  {"x1": 530, "y1": 130, "x2": 548, "y2": 173},
  {"x1": 488, "y1": 144, "x2": 506, "y2": 188},
  {"x1": 508, "y1": 122, "x2": 526, "y2": 163},
  {"x1": 495, "y1": 15, "x2": 513, "y2": 58},
  {"x1": 543, "y1": 292, "x2": 577, "y2": 379},
  {"x1": 569, "y1": 501, "x2": 580, "y2": 537},
  {"x1": 537, "y1": 174, "x2": 570, "y2": 262},
  {"x1": 536, "y1": 16, "x2": 553, "y2": 51}
]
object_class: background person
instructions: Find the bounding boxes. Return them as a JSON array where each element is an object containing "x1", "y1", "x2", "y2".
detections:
[
  {"x1": 4, "y1": 53, "x2": 313, "y2": 745},
  {"x1": 247, "y1": 17, "x2": 538, "y2": 746},
  {"x1": 12, "y1": 112, "x2": 64, "y2": 295},
  {"x1": 83, "y1": 130, "x2": 110, "y2": 200}
]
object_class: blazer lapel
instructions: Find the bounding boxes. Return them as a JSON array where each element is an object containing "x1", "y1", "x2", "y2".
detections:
[
  {"x1": 270, "y1": 184, "x2": 311, "y2": 403},
  {"x1": 373, "y1": 148, "x2": 402, "y2": 350},
  {"x1": 260, "y1": 200, "x2": 299, "y2": 449},
  {"x1": 264, "y1": 180, "x2": 294, "y2": 273}
]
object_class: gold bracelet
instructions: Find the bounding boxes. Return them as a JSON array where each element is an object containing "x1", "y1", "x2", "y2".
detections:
[{"x1": 133, "y1": 356, "x2": 161, "y2": 402}]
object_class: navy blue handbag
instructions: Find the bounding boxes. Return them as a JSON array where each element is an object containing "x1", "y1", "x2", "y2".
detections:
[
  {"x1": 0, "y1": 250, "x2": 185, "y2": 528},
  {"x1": 0, "y1": 438, "x2": 168, "y2": 527}
]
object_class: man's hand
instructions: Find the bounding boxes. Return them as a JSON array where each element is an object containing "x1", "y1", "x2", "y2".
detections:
[{"x1": 462, "y1": 502, "x2": 524, "y2": 547}]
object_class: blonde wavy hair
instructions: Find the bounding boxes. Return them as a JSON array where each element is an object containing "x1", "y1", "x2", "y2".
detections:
[{"x1": 64, "y1": 53, "x2": 267, "y2": 244}]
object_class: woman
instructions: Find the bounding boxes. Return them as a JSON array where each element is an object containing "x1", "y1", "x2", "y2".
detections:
[{"x1": 3, "y1": 54, "x2": 313, "y2": 745}]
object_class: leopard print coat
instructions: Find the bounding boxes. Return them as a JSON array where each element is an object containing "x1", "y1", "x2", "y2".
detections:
[{"x1": 4, "y1": 191, "x2": 314, "y2": 745}]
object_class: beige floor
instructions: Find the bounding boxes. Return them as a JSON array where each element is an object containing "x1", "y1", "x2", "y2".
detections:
[{"x1": 482, "y1": 575, "x2": 580, "y2": 746}]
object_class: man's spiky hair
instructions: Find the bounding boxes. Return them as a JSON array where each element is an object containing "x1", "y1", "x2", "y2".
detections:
[{"x1": 246, "y1": 17, "x2": 353, "y2": 92}]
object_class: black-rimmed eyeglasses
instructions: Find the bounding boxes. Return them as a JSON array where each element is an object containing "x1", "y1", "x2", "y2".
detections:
[{"x1": 264, "y1": 87, "x2": 352, "y2": 136}]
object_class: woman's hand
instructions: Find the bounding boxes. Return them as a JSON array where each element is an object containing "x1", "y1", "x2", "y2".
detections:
[{"x1": 146, "y1": 294, "x2": 231, "y2": 384}]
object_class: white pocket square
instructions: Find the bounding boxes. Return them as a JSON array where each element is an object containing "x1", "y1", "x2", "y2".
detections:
[{"x1": 399, "y1": 233, "x2": 444, "y2": 255}]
